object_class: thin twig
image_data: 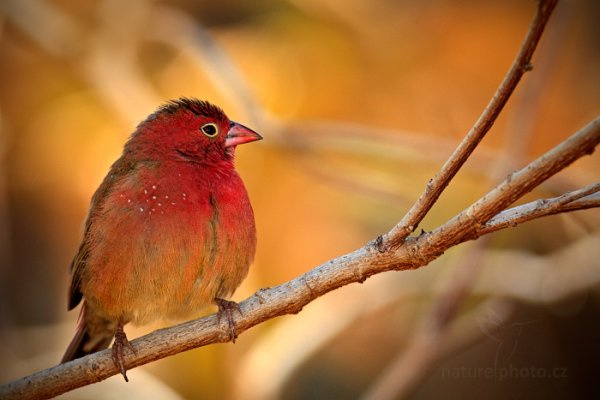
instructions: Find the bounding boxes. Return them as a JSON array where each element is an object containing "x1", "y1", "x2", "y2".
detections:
[
  {"x1": 384, "y1": 0, "x2": 559, "y2": 247},
  {"x1": 410, "y1": 116, "x2": 598, "y2": 253},
  {"x1": 481, "y1": 184, "x2": 600, "y2": 235},
  {"x1": 450, "y1": 117, "x2": 600, "y2": 242}
]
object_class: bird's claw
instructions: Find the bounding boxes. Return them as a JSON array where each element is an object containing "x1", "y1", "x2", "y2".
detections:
[
  {"x1": 112, "y1": 324, "x2": 136, "y2": 382},
  {"x1": 215, "y1": 298, "x2": 242, "y2": 342}
]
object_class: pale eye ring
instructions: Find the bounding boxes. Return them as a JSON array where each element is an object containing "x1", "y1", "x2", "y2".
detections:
[{"x1": 200, "y1": 122, "x2": 219, "y2": 137}]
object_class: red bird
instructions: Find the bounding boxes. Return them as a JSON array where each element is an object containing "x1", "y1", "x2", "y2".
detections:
[{"x1": 61, "y1": 98, "x2": 261, "y2": 381}]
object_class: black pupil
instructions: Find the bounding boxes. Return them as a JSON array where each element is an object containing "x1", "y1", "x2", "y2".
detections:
[{"x1": 203, "y1": 124, "x2": 216, "y2": 135}]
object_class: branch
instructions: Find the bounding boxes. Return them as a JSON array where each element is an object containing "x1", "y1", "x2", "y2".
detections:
[
  {"x1": 384, "y1": 0, "x2": 559, "y2": 247},
  {"x1": 433, "y1": 116, "x2": 600, "y2": 247}
]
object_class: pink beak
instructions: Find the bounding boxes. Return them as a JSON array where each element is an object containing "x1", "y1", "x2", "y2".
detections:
[{"x1": 225, "y1": 121, "x2": 262, "y2": 148}]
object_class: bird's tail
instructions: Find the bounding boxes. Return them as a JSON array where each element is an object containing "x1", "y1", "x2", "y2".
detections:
[{"x1": 61, "y1": 301, "x2": 116, "y2": 363}]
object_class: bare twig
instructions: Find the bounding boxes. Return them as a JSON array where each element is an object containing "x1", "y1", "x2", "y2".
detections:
[
  {"x1": 481, "y1": 184, "x2": 600, "y2": 234},
  {"x1": 401, "y1": 117, "x2": 600, "y2": 258},
  {"x1": 384, "y1": 0, "x2": 559, "y2": 247},
  {"x1": 459, "y1": 117, "x2": 600, "y2": 240}
]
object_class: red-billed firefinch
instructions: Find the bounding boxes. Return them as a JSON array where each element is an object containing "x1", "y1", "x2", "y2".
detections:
[{"x1": 61, "y1": 98, "x2": 261, "y2": 380}]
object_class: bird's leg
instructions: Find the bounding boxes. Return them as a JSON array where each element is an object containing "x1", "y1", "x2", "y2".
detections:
[
  {"x1": 112, "y1": 322, "x2": 136, "y2": 382},
  {"x1": 215, "y1": 298, "x2": 242, "y2": 343}
]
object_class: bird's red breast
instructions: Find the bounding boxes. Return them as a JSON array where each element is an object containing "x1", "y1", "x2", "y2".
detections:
[{"x1": 81, "y1": 161, "x2": 255, "y2": 325}]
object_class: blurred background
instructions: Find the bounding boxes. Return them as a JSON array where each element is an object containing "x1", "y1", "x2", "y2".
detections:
[{"x1": 0, "y1": 0, "x2": 599, "y2": 399}]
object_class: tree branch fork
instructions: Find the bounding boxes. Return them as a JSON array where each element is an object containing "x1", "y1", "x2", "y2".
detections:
[{"x1": 2, "y1": 0, "x2": 599, "y2": 398}]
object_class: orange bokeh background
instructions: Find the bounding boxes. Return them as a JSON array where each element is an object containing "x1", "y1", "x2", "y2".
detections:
[{"x1": 1, "y1": 1, "x2": 599, "y2": 399}]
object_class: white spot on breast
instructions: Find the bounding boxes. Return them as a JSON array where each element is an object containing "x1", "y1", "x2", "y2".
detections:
[
  {"x1": 144, "y1": 189, "x2": 148, "y2": 195},
  {"x1": 140, "y1": 207, "x2": 144, "y2": 212},
  {"x1": 152, "y1": 185, "x2": 157, "y2": 190}
]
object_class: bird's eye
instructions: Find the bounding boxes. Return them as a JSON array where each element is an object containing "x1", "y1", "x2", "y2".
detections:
[{"x1": 200, "y1": 123, "x2": 219, "y2": 137}]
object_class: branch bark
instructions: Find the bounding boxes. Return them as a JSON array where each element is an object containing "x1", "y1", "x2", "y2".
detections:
[{"x1": 481, "y1": 183, "x2": 600, "y2": 234}]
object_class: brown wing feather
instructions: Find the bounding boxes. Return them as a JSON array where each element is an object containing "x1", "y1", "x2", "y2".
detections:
[{"x1": 67, "y1": 156, "x2": 139, "y2": 310}]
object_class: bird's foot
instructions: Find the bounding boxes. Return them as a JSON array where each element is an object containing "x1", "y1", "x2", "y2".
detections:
[
  {"x1": 215, "y1": 298, "x2": 242, "y2": 343},
  {"x1": 112, "y1": 323, "x2": 136, "y2": 382}
]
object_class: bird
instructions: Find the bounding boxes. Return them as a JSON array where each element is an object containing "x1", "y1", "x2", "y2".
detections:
[{"x1": 60, "y1": 98, "x2": 261, "y2": 381}]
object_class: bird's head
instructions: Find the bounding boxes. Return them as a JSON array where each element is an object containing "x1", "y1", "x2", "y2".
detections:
[{"x1": 126, "y1": 98, "x2": 262, "y2": 166}]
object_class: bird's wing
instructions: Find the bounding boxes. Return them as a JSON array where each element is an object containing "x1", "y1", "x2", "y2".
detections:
[{"x1": 67, "y1": 156, "x2": 139, "y2": 310}]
